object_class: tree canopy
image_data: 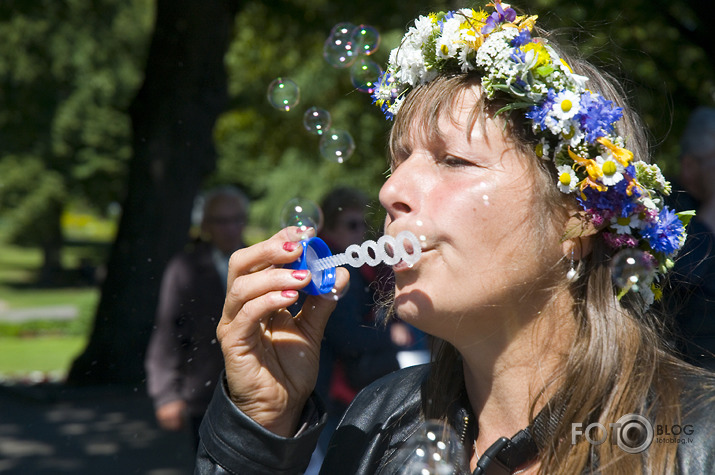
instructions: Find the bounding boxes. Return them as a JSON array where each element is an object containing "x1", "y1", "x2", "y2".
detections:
[{"x1": 0, "y1": 0, "x2": 153, "y2": 279}]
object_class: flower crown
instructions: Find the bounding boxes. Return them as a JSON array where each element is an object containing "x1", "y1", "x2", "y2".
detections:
[{"x1": 372, "y1": 1, "x2": 694, "y2": 301}]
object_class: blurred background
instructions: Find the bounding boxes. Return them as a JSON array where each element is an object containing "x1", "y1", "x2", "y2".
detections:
[{"x1": 0, "y1": 0, "x2": 713, "y2": 472}]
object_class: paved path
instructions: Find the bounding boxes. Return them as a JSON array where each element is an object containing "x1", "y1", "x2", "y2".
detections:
[
  {"x1": 0, "y1": 383, "x2": 195, "y2": 474},
  {"x1": 0, "y1": 306, "x2": 78, "y2": 323}
]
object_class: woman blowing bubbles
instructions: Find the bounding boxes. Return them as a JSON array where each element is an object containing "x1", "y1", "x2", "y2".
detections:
[{"x1": 197, "y1": 2, "x2": 714, "y2": 474}]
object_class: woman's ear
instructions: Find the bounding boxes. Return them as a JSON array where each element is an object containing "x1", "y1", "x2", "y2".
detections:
[
  {"x1": 561, "y1": 211, "x2": 598, "y2": 260},
  {"x1": 562, "y1": 236, "x2": 592, "y2": 261}
]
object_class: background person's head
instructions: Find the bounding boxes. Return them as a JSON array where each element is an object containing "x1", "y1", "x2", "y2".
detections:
[
  {"x1": 319, "y1": 187, "x2": 370, "y2": 253},
  {"x1": 678, "y1": 106, "x2": 715, "y2": 204},
  {"x1": 199, "y1": 186, "x2": 249, "y2": 255}
]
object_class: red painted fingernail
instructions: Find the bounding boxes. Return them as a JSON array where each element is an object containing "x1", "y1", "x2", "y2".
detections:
[
  {"x1": 291, "y1": 270, "x2": 309, "y2": 280},
  {"x1": 281, "y1": 290, "x2": 298, "y2": 298},
  {"x1": 283, "y1": 241, "x2": 299, "y2": 252}
]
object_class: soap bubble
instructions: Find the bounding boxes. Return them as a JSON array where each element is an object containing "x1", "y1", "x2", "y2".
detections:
[
  {"x1": 329, "y1": 22, "x2": 355, "y2": 45},
  {"x1": 351, "y1": 24, "x2": 380, "y2": 55},
  {"x1": 319, "y1": 279, "x2": 350, "y2": 302},
  {"x1": 350, "y1": 57, "x2": 382, "y2": 93},
  {"x1": 280, "y1": 197, "x2": 324, "y2": 232},
  {"x1": 303, "y1": 107, "x2": 332, "y2": 135},
  {"x1": 319, "y1": 129, "x2": 355, "y2": 163},
  {"x1": 267, "y1": 77, "x2": 300, "y2": 111},
  {"x1": 610, "y1": 248, "x2": 656, "y2": 292},
  {"x1": 323, "y1": 22, "x2": 357, "y2": 68},
  {"x1": 383, "y1": 420, "x2": 468, "y2": 474}
]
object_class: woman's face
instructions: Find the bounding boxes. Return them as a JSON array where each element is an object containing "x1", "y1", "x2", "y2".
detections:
[{"x1": 379, "y1": 88, "x2": 565, "y2": 343}]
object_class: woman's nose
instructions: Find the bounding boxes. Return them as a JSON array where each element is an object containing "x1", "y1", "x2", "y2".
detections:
[{"x1": 379, "y1": 155, "x2": 423, "y2": 221}]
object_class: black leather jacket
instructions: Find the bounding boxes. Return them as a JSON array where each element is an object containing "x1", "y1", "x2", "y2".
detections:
[{"x1": 196, "y1": 365, "x2": 715, "y2": 474}]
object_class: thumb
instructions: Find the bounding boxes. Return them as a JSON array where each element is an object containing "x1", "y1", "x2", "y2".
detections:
[{"x1": 294, "y1": 267, "x2": 350, "y2": 342}]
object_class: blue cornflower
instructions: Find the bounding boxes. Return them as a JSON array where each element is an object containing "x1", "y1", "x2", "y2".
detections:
[
  {"x1": 438, "y1": 11, "x2": 455, "y2": 31},
  {"x1": 578, "y1": 178, "x2": 641, "y2": 219},
  {"x1": 513, "y1": 77, "x2": 528, "y2": 90},
  {"x1": 510, "y1": 49, "x2": 526, "y2": 63},
  {"x1": 640, "y1": 206, "x2": 684, "y2": 255},
  {"x1": 511, "y1": 28, "x2": 532, "y2": 47},
  {"x1": 577, "y1": 92, "x2": 623, "y2": 143},
  {"x1": 525, "y1": 89, "x2": 557, "y2": 131}
]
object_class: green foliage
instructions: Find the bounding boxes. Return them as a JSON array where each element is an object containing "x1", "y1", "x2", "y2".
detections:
[
  {"x1": 0, "y1": 155, "x2": 65, "y2": 247},
  {"x1": 211, "y1": 0, "x2": 452, "y2": 232},
  {"x1": 0, "y1": 0, "x2": 154, "y2": 248}
]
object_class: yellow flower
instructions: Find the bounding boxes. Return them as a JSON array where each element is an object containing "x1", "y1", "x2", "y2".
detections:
[
  {"x1": 461, "y1": 11, "x2": 487, "y2": 49},
  {"x1": 516, "y1": 15, "x2": 538, "y2": 32},
  {"x1": 560, "y1": 58, "x2": 574, "y2": 74},
  {"x1": 522, "y1": 42, "x2": 550, "y2": 68},
  {"x1": 569, "y1": 149, "x2": 607, "y2": 192},
  {"x1": 597, "y1": 137, "x2": 633, "y2": 166}
]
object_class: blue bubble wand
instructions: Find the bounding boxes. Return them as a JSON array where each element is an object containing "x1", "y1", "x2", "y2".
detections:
[{"x1": 287, "y1": 230, "x2": 422, "y2": 295}]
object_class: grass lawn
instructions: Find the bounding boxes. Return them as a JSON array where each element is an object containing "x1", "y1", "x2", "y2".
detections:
[
  {"x1": 0, "y1": 236, "x2": 103, "y2": 380},
  {"x1": 0, "y1": 336, "x2": 86, "y2": 378}
]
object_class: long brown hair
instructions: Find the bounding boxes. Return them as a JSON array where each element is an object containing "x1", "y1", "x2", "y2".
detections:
[{"x1": 386, "y1": 34, "x2": 710, "y2": 474}]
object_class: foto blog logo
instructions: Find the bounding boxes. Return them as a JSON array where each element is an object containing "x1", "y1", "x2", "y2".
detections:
[{"x1": 571, "y1": 414, "x2": 654, "y2": 454}]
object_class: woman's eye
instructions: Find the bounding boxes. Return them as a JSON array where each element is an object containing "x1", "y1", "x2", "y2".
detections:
[{"x1": 441, "y1": 155, "x2": 472, "y2": 167}]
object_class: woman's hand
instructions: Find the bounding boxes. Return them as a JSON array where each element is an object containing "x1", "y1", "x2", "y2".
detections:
[{"x1": 217, "y1": 227, "x2": 349, "y2": 437}]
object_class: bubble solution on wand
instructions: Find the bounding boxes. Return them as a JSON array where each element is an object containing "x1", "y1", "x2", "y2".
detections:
[{"x1": 286, "y1": 230, "x2": 422, "y2": 295}]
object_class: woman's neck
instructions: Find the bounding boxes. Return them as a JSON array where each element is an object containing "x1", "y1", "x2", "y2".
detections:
[{"x1": 458, "y1": 296, "x2": 576, "y2": 452}]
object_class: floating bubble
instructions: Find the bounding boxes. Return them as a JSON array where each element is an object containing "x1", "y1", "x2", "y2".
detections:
[
  {"x1": 267, "y1": 77, "x2": 300, "y2": 111},
  {"x1": 280, "y1": 197, "x2": 324, "y2": 232},
  {"x1": 319, "y1": 129, "x2": 355, "y2": 163},
  {"x1": 350, "y1": 57, "x2": 383, "y2": 93},
  {"x1": 383, "y1": 420, "x2": 467, "y2": 474},
  {"x1": 610, "y1": 248, "x2": 656, "y2": 292},
  {"x1": 319, "y1": 278, "x2": 350, "y2": 302},
  {"x1": 351, "y1": 24, "x2": 380, "y2": 55},
  {"x1": 329, "y1": 22, "x2": 356, "y2": 44},
  {"x1": 323, "y1": 22, "x2": 357, "y2": 68},
  {"x1": 303, "y1": 107, "x2": 332, "y2": 135}
]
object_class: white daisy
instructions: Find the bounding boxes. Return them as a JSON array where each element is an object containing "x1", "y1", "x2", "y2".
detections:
[
  {"x1": 556, "y1": 165, "x2": 578, "y2": 193},
  {"x1": 551, "y1": 90, "x2": 581, "y2": 121},
  {"x1": 436, "y1": 17, "x2": 461, "y2": 59},
  {"x1": 560, "y1": 121, "x2": 586, "y2": 148},
  {"x1": 611, "y1": 214, "x2": 642, "y2": 234},
  {"x1": 535, "y1": 138, "x2": 551, "y2": 160},
  {"x1": 596, "y1": 153, "x2": 625, "y2": 186}
]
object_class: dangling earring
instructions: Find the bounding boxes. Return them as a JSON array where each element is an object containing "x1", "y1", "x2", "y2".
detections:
[{"x1": 566, "y1": 248, "x2": 578, "y2": 282}]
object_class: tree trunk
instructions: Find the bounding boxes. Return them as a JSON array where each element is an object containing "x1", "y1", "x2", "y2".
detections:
[
  {"x1": 68, "y1": 0, "x2": 239, "y2": 385},
  {"x1": 39, "y1": 202, "x2": 64, "y2": 286}
]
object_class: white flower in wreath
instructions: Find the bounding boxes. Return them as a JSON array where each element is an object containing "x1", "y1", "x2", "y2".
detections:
[
  {"x1": 436, "y1": 17, "x2": 461, "y2": 59},
  {"x1": 535, "y1": 137, "x2": 551, "y2": 160},
  {"x1": 414, "y1": 15, "x2": 437, "y2": 41},
  {"x1": 551, "y1": 90, "x2": 581, "y2": 121},
  {"x1": 393, "y1": 42, "x2": 427, "y2": 86},
  {"x1": 595, "y1": 153, "x2": 625, "y2": 186},
  {"x1": 556, "y1": 164, "x2": 578, "y2": 193},
  {"x1": 611, "y1": 213, "x2": 642, "y2": 234}
]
